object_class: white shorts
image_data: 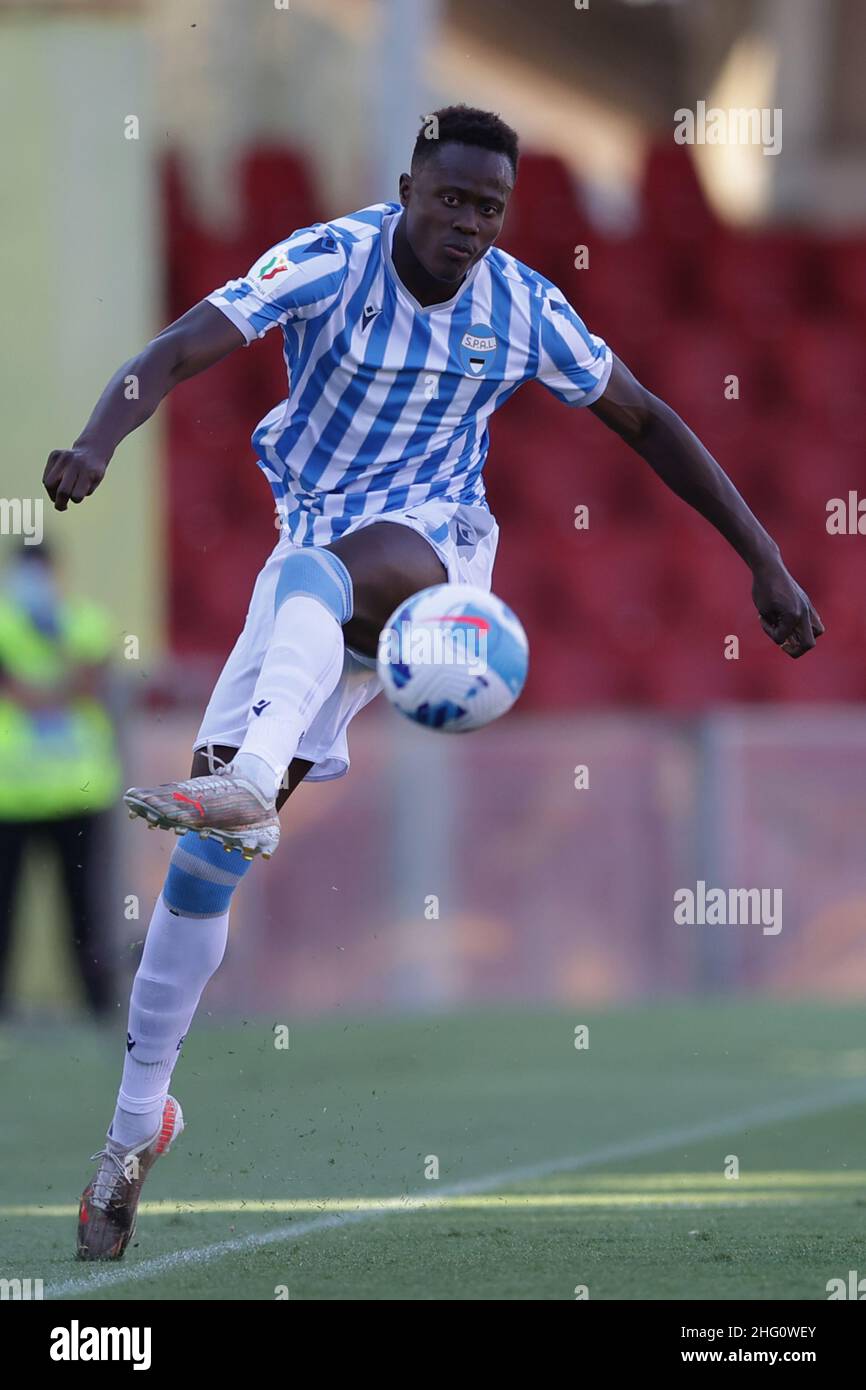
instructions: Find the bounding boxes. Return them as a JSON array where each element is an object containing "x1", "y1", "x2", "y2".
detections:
[{"x1": 193, "y1": 498, "x2": 499, "y2": 781}]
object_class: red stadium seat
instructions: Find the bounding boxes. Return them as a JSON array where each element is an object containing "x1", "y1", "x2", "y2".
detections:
[
  {"x1": 819, "y1": 235, "x2": 866, "y2": 325},
  {"x1": 638, "y1": 143, "x2": 722, "y2": 317},
  {"x1": 765, "y1": 644, "x2": 866, "y2": 703},
  {"x1": 772, "y1": 321, "x2": 866, "y2": 437},
  {"x1": 524, "y1": 630, "x2": 639, "y2": 708},
  {"x1": 239, "y1": 147, "x2": 319, "y2": 249},
  {"x1": 564, "y1": 233, "x2": 673, "y2": 360},
  {"x1": 501, "y1": 150, "x2": 585, "y2": 286},
  {"x1": 734, "y1": 420, "x2": 861, "y2": 537},
  {"x1": 639, "y1": 142, "x2": 719, "y2": 247},
  {"x1": 644, "y1": 324, "x2": 767, "y2": 444},
  {"x1": 810, "y1": 544, "x2": 866, "y2": 648},
  {"x1": 701, "y1": 231, "x2": 818, "y2": 340},
  {"x1": 635, "y1": 628, "x2": 751, "y2": 708},
  {"x1": 656, "y1": 529, "x2": 747, "y2": 629}
]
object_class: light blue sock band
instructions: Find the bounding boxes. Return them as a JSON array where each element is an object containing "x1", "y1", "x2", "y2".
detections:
[
  {"x1": 163, "y1": 832, "x2": 254, "y2": 918},
  {"x1": 275, "y1": 548, "x2": 353, "y2": 624}
]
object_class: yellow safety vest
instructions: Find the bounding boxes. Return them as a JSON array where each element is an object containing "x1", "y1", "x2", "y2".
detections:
[{"x1": 0, "y1": 596, "x2": 121, "y2": 819}]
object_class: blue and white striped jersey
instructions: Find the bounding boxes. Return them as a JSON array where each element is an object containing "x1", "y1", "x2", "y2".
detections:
[{"x1": 207, "y1": 202, "x2": 612, "y2": 545}]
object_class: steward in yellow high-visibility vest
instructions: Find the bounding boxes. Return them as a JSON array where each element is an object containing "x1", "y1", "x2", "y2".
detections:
[
  {"x1": 0, "y1": 545, "x2": 121, "y2": 1016},
  {"x1": 0, "y1": 550, "x2": 122, "y2": 817}
]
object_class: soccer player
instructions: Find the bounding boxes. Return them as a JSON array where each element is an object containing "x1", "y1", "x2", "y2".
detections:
[{"x1": 44, "y1": 106, "x2": 823, "y2": 1259}]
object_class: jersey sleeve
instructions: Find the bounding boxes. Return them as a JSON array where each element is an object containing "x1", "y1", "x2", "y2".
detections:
[
  {"x1": 535, "y1": 287, "x2": 612, "y2": 406},
  {"x1": 206, "y1": 228, "x2": 348, "y2": 345}
]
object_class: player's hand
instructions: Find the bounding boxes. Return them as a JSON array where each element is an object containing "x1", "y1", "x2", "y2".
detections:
[
  {"x1": 43, "y1": 445, "x2": 108, "y2": 511},
  {"x1": 751, "y1": 558, "x2": 824, "y2": 658}
]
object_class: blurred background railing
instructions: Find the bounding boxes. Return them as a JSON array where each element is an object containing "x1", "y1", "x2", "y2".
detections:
[{"x1": 104, "y1": 704, "x2": 866, "y2": 1012}]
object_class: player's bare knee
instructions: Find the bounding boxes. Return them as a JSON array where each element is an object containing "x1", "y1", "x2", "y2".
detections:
[
  {"x1": 329, "y1": 524, "x2": 446, "y2": 621},
  {"x1": 352, "y1": 554, "x2": 446, "y2": 638}
]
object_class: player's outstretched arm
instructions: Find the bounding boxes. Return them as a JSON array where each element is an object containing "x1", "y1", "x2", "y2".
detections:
[
  {"x1": 588, "y1": 354, "x2": 824, "y2": 659},
  {"x1": 43, "y1": 301, "x2": 245, "y2": 512}
]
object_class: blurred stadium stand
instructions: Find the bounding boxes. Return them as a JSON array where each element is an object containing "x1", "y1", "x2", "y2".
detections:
[{"x1": 161, "y1": 141, "x2": 866, "y2": 708}]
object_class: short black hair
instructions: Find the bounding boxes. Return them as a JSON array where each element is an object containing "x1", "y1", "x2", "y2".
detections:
[{"x1": 411, "y1": 104, "x2": 519, "y2": 179}]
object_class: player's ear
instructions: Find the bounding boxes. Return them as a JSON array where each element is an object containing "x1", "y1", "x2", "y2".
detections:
[{"x1": 398, "y1": 172, "x2": 412, "y2": 206}]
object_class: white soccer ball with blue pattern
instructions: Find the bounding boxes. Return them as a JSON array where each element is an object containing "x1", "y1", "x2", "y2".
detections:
[{"x1": 377, "y1": 584, "x2": 529, "y2": 732}]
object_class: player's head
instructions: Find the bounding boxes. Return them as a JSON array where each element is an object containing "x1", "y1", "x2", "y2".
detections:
[{"x1": 399, "y1": 105, "x2": 519, "y2": 283}]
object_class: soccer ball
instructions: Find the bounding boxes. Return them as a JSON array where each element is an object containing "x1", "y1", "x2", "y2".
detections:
[{"x1": 376, "y1": 583, "x2": 529, "y2": 732}]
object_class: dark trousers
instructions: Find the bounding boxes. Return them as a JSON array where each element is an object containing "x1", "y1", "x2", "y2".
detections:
[{"x1": 0, "y1": 813, "x2": 113, "y2": 1016}]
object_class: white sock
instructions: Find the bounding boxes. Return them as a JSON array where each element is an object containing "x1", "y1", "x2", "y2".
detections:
[
  {"x1": 231, "y1": 751, "x2": 281, "y2": 802},
  {"x1": 108, "y1": 894, "x2": 230, "y2": 1150},
  {"x1": 233, "y1": 594, "x2": 345, "y2": 798}
]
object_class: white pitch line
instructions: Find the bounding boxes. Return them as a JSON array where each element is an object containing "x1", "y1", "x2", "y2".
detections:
[{"x1": 45, "y1": 1079, "x2": 866, "y2": 1299}]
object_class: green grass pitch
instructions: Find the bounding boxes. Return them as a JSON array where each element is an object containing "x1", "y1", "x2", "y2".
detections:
[{"x1": 2, "y1": 1001, "x2": 865, "y2": 1300}]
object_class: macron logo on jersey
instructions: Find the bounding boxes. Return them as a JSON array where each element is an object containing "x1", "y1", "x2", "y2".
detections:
[
  {"x1": 302, "y1": 233, "x2": 339, "y2": 256},
  {"x1": 252, "y1": 699, "x2": 271, "y2": 717},
  {"x1": 361, "y1": 304, "x2": 380, "y2": 331}
]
